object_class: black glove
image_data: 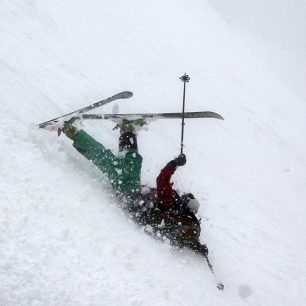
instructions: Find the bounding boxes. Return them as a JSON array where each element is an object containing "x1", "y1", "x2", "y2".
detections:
[
  {"x1": 199, "y1": 244, "x2": 209, "y2": 257},
  {"x1": 192, "y1": 242, "x2": 209, "y2": 257},
  {"x1": 173, "y1": 154, "x2": 186, "y2": 166},
  {"x1": 167, "y1": 154, "x2": 186, "y2": 168}
]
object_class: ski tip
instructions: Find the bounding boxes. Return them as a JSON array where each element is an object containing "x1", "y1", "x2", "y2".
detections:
[
  {"x1": 212, "y1": 113, "x2": 224, "y2": 120},
  {"x1": 38, "y1": 122, "x2": 51, "y2": 129},
  {"x1": 120, "y1": 91, "x2": 133, "y2": 99},
  {"x1": 37, "y1": 119, "x2": 63, "y2": 130}
]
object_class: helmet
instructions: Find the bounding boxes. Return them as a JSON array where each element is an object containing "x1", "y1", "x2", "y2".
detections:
[{"x1": 182, "y1": 193, "x2": 200, "y2": 214}]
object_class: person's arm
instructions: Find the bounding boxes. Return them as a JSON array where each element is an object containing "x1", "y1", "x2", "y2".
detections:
[{"x1": 156, "y1": 154, "x2": 186, "y2": 210}]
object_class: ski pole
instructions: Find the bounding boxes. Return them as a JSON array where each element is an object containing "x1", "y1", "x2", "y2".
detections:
[{"x1": 179, "y1": 73, "x2": 190, "y2": 154}]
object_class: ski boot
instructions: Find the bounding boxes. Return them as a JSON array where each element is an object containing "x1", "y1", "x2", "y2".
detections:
[
  {"x1": 58, "y1": 116, "x2": 80, "y2": 140},
  {"x1": 114, "y1": 118, "x2": 147, "y2": 133}
]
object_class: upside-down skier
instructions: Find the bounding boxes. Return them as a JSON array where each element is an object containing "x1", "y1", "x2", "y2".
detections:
[{"x1": 58, "y1": 116, "x2": 209, "y2": 256}]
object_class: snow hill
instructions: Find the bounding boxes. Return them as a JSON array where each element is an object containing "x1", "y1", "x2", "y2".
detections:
[{"x1": 1, "y1": 1, "x2": 306, "y2": 305}]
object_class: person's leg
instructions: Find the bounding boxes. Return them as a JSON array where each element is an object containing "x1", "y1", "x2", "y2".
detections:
[
  {"x1": 119, "y1": 131, "x2": 138, "y2": 150},
  {"x1": 72, "y1": 129, "x2": 123, "y2": 190},
  {"x1": 117, "y1": 129, "x2": 143, "y2": 194},
  {"x1": 69, "y1": 119, "x2": 144, "y2": 195}
]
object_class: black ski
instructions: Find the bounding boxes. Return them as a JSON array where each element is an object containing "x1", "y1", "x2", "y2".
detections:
[
  {"x1": 81, "y1": 111, "x2": 224, "y2": 121},
  {"x1": 38, "y1": 91, "x2": 133, "y2": 129}
]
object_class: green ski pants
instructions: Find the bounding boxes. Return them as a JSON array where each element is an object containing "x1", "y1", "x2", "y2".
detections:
[{"x1": 72, "y1": 130, "x2": 143, "y2": 195}]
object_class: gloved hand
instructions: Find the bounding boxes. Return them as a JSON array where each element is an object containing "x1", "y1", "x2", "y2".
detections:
[
  {"x1": 199, "y1": 244, "x2": 209, "y2": 257},
  {"x1": 167, "y1": 153, "x2": 186, "y2": 169},
  {"x1": 173, "y1": 153, "x2": 186, "y2": 166},
  {"x1": 60, "y1": 117, "x2": 79, "y2": 140},
  {"x1": 192, "y1": 242, "x2": 209, "y2": 257}
]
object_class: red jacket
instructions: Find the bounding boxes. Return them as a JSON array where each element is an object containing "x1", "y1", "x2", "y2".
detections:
[{"x1": 156, "y1": 163, "x2": 177, "y2": 210}]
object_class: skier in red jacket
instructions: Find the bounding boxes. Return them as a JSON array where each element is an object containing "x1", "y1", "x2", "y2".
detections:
[{"x1": 150, "y1": 153, "x2": 207, "y2": 255}]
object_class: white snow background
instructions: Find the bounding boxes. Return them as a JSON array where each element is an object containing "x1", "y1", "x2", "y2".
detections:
[{"x1": 1, "y1": 0, "x2": 306, "y2": 305}]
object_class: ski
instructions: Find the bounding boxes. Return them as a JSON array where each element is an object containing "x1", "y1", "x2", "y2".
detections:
[
  {"x1": 38, "y1": 91, "x2": 133, "y2": 129},
  {"x1": 80, "y1": 111, "x2": 224, "y2": 121}
]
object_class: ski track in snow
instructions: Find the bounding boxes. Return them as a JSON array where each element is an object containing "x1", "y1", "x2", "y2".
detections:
[{"x1": 1, "y1": 0, "x2": 306, "y2": 305}]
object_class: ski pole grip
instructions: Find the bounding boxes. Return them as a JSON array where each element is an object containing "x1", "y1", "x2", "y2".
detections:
[{"x1": 180, "y1": 74, "x2": 190, "y2": 83}]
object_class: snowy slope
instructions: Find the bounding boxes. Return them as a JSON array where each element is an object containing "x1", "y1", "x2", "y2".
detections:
[{"x1": 1, "y1": 0, "x2": 306, "y2": 305}]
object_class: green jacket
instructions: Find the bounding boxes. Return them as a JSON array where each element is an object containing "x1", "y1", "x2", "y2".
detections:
[{"x1": 73, "y1": 130, "x2": 143, "y2": 195}]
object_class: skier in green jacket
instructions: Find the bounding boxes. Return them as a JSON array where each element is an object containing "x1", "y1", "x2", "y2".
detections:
[{"x1": 59, "y1": 117, "x2": 207, "y2": 255}]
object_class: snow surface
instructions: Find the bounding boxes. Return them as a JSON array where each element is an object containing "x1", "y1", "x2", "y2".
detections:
[{"x1": 1, "y1": 0, "x2": 306, "y2": 305}]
